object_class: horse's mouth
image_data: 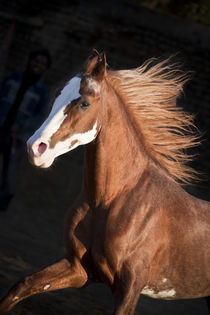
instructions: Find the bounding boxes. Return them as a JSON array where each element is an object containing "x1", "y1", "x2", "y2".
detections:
[
  {"x1": 39, "y1": 161, "x2": 53, "y2": 168},
  {"x1": 28, "y1": 154, "x2": 55, "y2": 168}
]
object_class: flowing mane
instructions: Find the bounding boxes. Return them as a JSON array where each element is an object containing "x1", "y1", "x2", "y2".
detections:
[{"x1": 107, "y1": 58, "x2": 200, "y2": 184}]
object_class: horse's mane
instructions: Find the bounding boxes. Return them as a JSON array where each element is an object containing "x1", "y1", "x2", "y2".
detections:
[{"x1": 107, "y1": 58, "x2": 201, "y2": 184}]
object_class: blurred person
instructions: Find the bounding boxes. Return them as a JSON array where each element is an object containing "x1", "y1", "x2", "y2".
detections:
[{"x1": 0, "y1": 49, "x2": 52, "y2": 211}]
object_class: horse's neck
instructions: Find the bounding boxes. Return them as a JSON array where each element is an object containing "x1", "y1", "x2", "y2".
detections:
[{"x1": 84, "y1": 88, "x2": 148, "y2": 207}]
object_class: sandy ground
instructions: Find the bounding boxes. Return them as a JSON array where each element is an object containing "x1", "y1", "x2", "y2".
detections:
[{"x1": 0, "y1": 148, "x2": 209, "y2": 315}]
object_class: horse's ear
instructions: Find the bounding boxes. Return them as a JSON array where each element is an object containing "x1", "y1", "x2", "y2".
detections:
[{"x1": 84, "y1": 49, "x2": 107, "y2": 80}]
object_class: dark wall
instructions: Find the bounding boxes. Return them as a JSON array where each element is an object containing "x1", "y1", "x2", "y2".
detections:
[{"x1": 0, "y1": 0, "x2": 209, "y2": 198}]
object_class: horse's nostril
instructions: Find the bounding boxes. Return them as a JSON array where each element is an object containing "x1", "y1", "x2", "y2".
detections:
[{"x1": 38, "y1": 142, "x2": 47, "y2": 154}]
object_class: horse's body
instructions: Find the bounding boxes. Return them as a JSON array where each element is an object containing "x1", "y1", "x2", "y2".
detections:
[{"x1": 0, "y1": 50, "x2": 210, "y2": 315}]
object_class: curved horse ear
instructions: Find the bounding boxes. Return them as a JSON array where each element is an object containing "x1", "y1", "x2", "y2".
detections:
[{"x1": 84, "y1": 49, "x2": 107, "y2": 81}]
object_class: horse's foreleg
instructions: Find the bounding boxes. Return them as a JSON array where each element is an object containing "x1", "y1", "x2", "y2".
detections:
[
  {"x1": 0, "y1": 257, "x2": 87, "y2": 314},
  {"x1": 112, "y1": 265, "x2": 142, "y2": 315},
  {"x1": 113, "y1": 278, "x2": 140, "y2": 315}
]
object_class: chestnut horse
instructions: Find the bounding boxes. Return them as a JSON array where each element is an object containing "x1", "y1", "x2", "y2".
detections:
[{"x1": 0, "y1": 50, "x2": 210, "y2": 315}]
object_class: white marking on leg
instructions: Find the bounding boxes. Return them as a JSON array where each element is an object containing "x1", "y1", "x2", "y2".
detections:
[
  {"x1": 141, "y1": 286, "x2": 176, "y2": 299},
  {"x1": 43, "y1": 284, "x2": 51, "y2": 291},
  {"x1": 12, "y1": 296, "x2": 19, "y2": 301}
]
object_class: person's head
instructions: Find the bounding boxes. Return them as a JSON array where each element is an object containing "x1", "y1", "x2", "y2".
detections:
[{"x1": 26, "y1": 49, "x2": 52, "y2": 76}]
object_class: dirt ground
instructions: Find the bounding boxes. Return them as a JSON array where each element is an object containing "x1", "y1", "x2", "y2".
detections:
[{"x1": 0, "y1": 148, "x2": 209, "y2": 315}]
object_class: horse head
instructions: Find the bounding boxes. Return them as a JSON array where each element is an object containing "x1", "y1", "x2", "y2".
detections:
[{"x1": 27, "y1": 50, "x2": 107, "y2": 168}]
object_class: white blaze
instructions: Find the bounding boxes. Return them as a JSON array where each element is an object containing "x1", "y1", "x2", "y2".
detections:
[{"x1": 28, "y1": 76, "x2": 81, "y2": 144}]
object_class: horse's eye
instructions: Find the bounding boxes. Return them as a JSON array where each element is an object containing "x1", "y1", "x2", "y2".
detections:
[{"x1": 80, "y1": 102, "x2": 90, "y2": 109}]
